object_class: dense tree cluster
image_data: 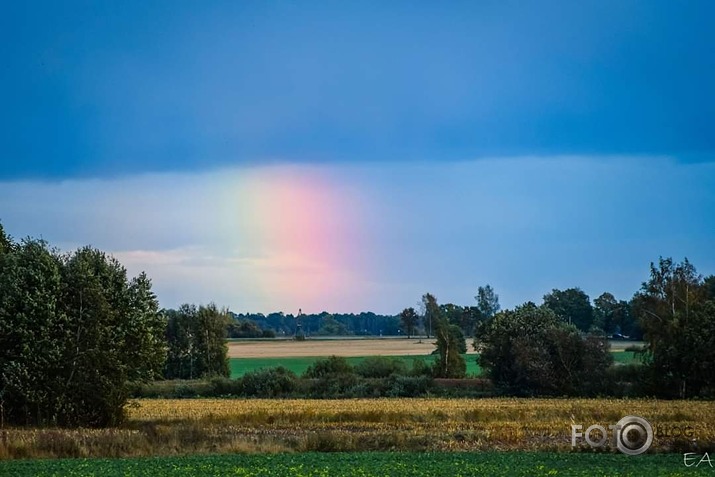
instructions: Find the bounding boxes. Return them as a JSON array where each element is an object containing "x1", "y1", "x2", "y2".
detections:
[
  {"x1": 0, "y1": 222, "x2": 237, "y2": 426},
  {"x1": 475, "y1": 303, "x2": 612, "y2": 396},
  {"x1": 231, "y1": 311, "x2": 401, "y2": 337},
  {"x1": 0, "y1": 226, "x2": 165, "y2": 426},
  {"x1": 633, "y1": 258, "x2": 715, "y2": 398},
  {"x1": 164, "y1": 304, "x2": 231, "y2": 380},
  {"x1": 227, "y1": 319, "x2": 275, "y2": 338}
]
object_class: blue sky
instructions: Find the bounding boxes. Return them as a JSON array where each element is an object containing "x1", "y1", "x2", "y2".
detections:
[{"x1": 1, "y1": 1, "x2": 714, "y2": 313}]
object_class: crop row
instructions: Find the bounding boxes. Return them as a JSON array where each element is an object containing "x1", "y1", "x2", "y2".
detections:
[{"x1": 1, "y1": 451, "x2": 707, "y2": 477}]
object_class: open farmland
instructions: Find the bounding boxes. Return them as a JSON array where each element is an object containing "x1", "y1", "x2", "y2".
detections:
[
  {"x1": 1, "y1": 398, "x2": 712, "y2": 461},
  {"x1": 227, "y1": 338, "x2": 642, "y2": 377},
  {"x1": 2, "y1": 451, "x2": 708, "y2": 477},
  {"x1": 229, "y1": 354, "x2": 483, "y2": 378},
  {"x1": 226, "y1": 337, "x2": 461, "y2": 358}
]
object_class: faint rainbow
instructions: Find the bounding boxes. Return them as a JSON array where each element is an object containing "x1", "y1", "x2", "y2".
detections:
[{"x1": 218, "y1": 165, "x2": 371, "y2": 313}]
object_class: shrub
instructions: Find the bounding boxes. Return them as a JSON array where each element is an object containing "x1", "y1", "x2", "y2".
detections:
[
  {"x1": 240, "y1": 367, "x2": 297, "y2": 397},
  {"x1": 409, "y1": 358, "x2": 433, "y2": 377},
  {"x1": 387, "y1": 375, "x2": 434, "y2": 397},
  {"x1": 346, "y1": 378, "x2": 391, "y2": 398},
  {"x1": 209, "y1": 377, "x2": 243, "y2": 396},
  {"x1": 303, "y1": 356, "x2": 353, "y2": 379},
  {"x1": 354, "y1": 356, "x2": 407, "y2": 378},
  {"x1": 603, "y1": 364, "x2": 648, "y2": 397},
  {"x1": 308, "y1": 373, "x2": 360, "y2": 398}
]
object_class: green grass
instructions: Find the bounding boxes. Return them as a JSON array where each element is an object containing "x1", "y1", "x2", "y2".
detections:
[
  {"x1": 1, "y1": 451, "x2": 707, "y2": 477},
  {"x1": 229, "y1": 354, "x2": 483, "y2": 378},
  {"x1": 613, "y1": 349, "x2": 643, "y2": 364},
  {"x1": 229, "y1": 351, "x2": 638, "y2": 378}
]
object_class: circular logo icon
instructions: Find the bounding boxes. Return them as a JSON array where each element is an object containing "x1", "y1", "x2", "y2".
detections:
[{"x1": 616, "y1": 415, "x2": 653, "y2": 455}]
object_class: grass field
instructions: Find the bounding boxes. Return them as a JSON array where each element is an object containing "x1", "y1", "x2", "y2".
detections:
[
  {"x1": 2, "y1": 451, "x2": 709, "y2": 477},
  {"x1": 229, "y1": 350, "x2": 639, "y2": 378},
  {"x1": 229, "y1": 354, "x2": 483, "y2": 378}
]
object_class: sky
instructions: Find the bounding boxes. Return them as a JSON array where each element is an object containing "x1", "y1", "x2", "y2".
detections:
[{"x1": 1, "y1": 1, "x2": 714, "y2": 314}]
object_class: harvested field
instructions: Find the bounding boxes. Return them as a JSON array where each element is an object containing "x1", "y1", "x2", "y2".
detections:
[
  {"x1": 227, "y1": 337, "x2": 463, "y2": 358},
  {"x1": 2, "y1": 398, "x2": 712, "y2": 460}
]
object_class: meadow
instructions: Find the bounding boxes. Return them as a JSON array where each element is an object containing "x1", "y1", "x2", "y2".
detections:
[
  {"x1": 228, "y1": 337, "x2": 641, "y2": 377},
  {"x1": 229, "y1": 354, "x2": 482, "y2": 378}
]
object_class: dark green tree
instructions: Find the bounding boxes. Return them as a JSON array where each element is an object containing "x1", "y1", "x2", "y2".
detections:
[
  {"x1": 422, "y1": 293, "x2": 439, "y2": 338},
  {"x1": 0, "y1": 238, "x2": 64, "y2": 426},
  {"x1": 57, "y1": 247, "x2": 166, "y2": 426},
  {"x1": 399, "y1": 307, "x2": 418, "y2": 338},
  {"x1": 425, "y1": 295, "x2": 466, "y2": 378},
  {"x1": 593, "y1": 292, "x2": 618, "y2": 333},
  {"x1": 704, "y1": 275, "x2": 715, "y2": 301},
  {"x1": 543, "y1": 287, "x2": 594, "y2": 332},
  {"x1": 316, "y1": 314, "x2": 349, "y2": 336},
  {"x1": 227, "y1": 319, "x2": 264, "y2": 338},
  {"x1": 475, "y1": 302, "x2": 611, "y2": 395},
  {"x1": 164, "y1": 304, "x2": 230, "y2": 379},
  {"x1": 0, "y1": 221, "x2": 13, "y2": 256},
  {"x1": 632, "y1": 257, "x2": 713, "y2": 397},
  {"x1": 475, "y1": 284, "x2": 500, "y2": 320},
  {"x1": 0, "y1": 240, "x2": 165, "y2": 427}
]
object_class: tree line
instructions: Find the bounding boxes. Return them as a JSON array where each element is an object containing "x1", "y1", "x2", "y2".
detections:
[
  {"x1": 228, "y1": 311, "x2": 401, "y2": 337},
  {"x1": 471, "y1": 258, "x2": 715, "y2": 398},
  {"x1": 2, "y1": 221, "x2": 714, "y2": 429},
  {"x1": 228, "y1": 283, "x2": 641, "y2": 341}
]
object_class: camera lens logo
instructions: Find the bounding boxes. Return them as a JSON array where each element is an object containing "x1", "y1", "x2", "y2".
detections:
[
  {"x1": 615, "y1": 415, "x2": 653, "y2": 455},
  {"x1": 572, "y1": 415, "x2": 654, "y2": 455}
]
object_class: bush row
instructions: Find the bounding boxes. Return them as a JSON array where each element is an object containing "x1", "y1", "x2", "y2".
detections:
[
  {"x1": 129, "y1": 371, "x2": 435, "y2": 399},
  {"x1": 129, "y1": 356, "x2": 664, "y2": 399}
]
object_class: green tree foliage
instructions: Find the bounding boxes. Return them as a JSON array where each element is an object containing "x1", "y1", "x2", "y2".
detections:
[
  {"x1": 439, "y1": 303, "x2": 479, "y2": 337},
  {"x1": 303, "y1": 356, "x2": 354, "y2": 378},
  {"x1": 460, "y1": 306, "x2": 481, "y2": 337},
  {"x1": 302, "y1": 356, "x2": 357, "y2": 396},
  {"x1": 0, "y1": 238, "x2": 64, "y2": 427},
  {"x1": 543, "y1": 287, "x2": 594, "y2": 332},
  {"x1": 164, "y1": 304, "x2": 230, "y2": 379},
  {"x1": 475, "y1": 284, "x2": 500, "y2": 320},
  {"x1": 425, "y1": 294, "x2": 466, "y2": 378},
  {"x1": 422, "y1": 293, "x2": 439, "y2": 338},
  {"x1": 0, "y1": 222, "x2": 13, "y2": 256},
  {"x1": 399, "y1": 307, "x2": 418, "y2": 338},
  {"x1": 354, "y1": 356, "x2": 407, "y2": 378},
  {"x1": 593, "y1": 292, "x2": 640, "y2": 338},
  {"x1": 227, "y1": 319, "x2": 275, "y2": 338},
  {"x1": 233, "y1": 311, "x2": 400, "y2": 337},
  {"x1": 475, "y1": 302, "x2": 612, "y2": 395},
  {"x1": 633, "y1": 257, "x2": 715, "y2": 398},
  {"x1": 0, "y1": 238, "x2": 165, "y2": 427},
  {"x1": 704, "y1": 275, "x2": 715, "y2": 301},
  {"x1": 240, "y1": 366, "x2": 297, "y2": 397},
  {"x1": 316, "y1": 314, "x2": 349, "y2": 335}
]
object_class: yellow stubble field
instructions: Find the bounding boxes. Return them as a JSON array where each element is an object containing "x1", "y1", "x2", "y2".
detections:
[{"x1": 227, "y1": 337, "x2": 477, "y2": 358}]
